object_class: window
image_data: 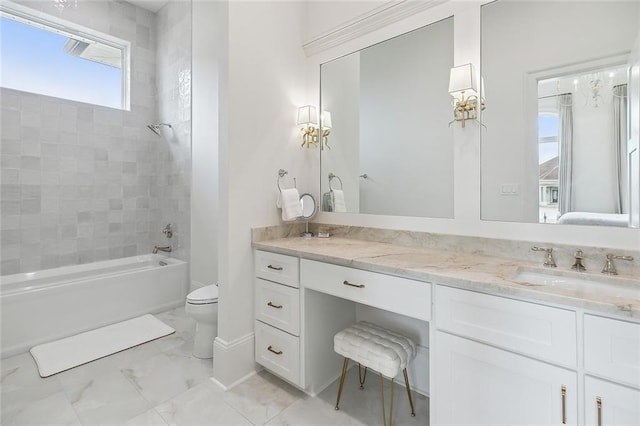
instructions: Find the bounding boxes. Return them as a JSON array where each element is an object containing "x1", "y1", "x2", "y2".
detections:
[
  {"x1": 537, "y1": 96, "x2": 560, "y2": 223},
  {"x1": 0, "y1": 2, "x2": 130, "y2": 110}
]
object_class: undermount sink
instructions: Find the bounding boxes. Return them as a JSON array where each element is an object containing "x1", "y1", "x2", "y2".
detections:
[{"x1": 513, "y1": 267, "x2": 640, "y2": 301}]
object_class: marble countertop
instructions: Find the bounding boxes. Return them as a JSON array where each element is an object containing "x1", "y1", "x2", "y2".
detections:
[{"x1": 253, "y1": 236, "x2": 640, "y2": 320}]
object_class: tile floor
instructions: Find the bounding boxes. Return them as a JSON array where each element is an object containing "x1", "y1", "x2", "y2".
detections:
[{"x1": 1, "y1": 307, "x2": 429, "y2": 425}]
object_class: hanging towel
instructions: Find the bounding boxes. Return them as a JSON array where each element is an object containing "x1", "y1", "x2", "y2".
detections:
[
  {"x1": 280, "y1": 188, "x2": 302, "y2": 221},
  {"x1": 332, "y1": 189, "x2": 346, "y2": 213}
]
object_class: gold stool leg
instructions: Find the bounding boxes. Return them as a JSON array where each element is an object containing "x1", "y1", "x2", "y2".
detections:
[
  {"x1": 403, "y1": 368, "x2": 416, "y2": 417},
  {"x1": 358, "y1": 364, "x2": 368, "y2": 389},
  {"x1": 335, "y1": 357, "x2": 349, "y2": 410},
  {"x1": 379, "y1": 374, "x2": 395, "y2": 426},
  {"x1": 379, "y1": 373, "x2": 387, "y2": 426}
]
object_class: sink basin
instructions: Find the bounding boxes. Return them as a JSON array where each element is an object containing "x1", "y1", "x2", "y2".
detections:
[{"x1": 513, "y1": 267, "x2": 640, "y2": 301}]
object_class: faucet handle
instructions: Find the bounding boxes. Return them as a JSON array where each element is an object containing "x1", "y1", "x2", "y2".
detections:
[
  {"x1": 163, "y1": 223, "x2": 173, "y2": 238},
  {"x1": 531, "y1": 246, "x2": 557, "y2": 268},
  {"x1": 602, "y1": 253, "x2": 634, "y2": 275}
]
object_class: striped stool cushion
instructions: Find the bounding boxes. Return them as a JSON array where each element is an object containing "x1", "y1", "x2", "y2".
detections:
[{"x1": 334, "y1": 321, "x2": 416, "y2": 378}]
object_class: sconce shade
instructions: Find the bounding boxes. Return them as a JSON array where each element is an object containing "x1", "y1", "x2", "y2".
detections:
[
  {"x1": 448, "y1": 63, "x2": 478, "y2": 96},
  {"x1": 321, "y1": 110, "x2": 332, "y2": 129},
  {"x1": 297, "y1": 105, "x2": 318, "y2": 126}
]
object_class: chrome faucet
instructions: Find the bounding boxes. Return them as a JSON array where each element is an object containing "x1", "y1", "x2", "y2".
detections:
[
  {"x1": 601, "y1": 253, "x2": 634, "y2": 275},
  {"x1": 571, "y1": 249, "x2": 586, "y2": 272},
  {"x1": 531, "y1": 246, "x2": 557, "y2": 268},
  {"x1": 153, "y1": 245, "x2": 172, "y2": 254}
]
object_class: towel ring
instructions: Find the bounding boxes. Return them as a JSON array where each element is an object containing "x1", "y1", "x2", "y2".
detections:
[
  {"x1": 277, "y1": 169, "x2": 296, "y2": 191},
  {"x1": 328, "y1": 173, "x2": 343, "y2": 190}
]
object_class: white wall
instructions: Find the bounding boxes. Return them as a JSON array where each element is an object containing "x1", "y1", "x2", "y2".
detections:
[
  {"x1": 207, "y1": 0, "x2": 315, "y2": 387},
  {"x1": 191, "y1": 1, "x2": 218, "y2": 290}
]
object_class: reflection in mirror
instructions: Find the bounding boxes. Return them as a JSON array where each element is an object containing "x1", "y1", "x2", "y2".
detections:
[
  {"x1": 481, "y1": 0, "x2": 640, "y2": 227},
  {"x1": 320, "y1": 17, "x2": 454, "y2": 218}
]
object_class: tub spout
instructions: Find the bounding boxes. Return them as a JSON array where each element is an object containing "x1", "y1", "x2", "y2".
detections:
[{"x1": 153, "y1": 245, "x2": 172, "y2": 254}]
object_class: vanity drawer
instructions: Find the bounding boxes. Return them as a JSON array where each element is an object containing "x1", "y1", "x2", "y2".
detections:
[
  {"x1": 255, "y1": 278, "x2": 300, "y2": 336},
  {"x1": 255, "y1": 320, "x2": 300, "y2": 386},
  {"x1": 436, "y1": 285, "x2": 577, "y2": 367},
  {"x1": 584, "y1": 315, "x2": 640, "y2": 388},
  {"x1": 255, "y1": 250, "x2": 299, "y2": 288},
  {"x1": 300, "y1": 259, "x2": 431, "y2": 321}
]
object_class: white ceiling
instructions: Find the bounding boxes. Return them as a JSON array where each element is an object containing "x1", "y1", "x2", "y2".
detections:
[{"x1": 126, "y1": 0, "x2": 169, "y2": 13}]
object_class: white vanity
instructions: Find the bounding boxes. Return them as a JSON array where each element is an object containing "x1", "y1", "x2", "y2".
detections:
[{"x1": 253, "y1": 235, "x2": 640, "y2": 425}]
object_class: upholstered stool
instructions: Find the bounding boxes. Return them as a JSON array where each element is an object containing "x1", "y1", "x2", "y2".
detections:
[{"x1": 333, "y1": 321, "x2": 417, "y2": 426}]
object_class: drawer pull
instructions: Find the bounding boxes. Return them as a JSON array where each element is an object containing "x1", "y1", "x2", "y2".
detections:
[
  {"x1": 267, "y1": 264, "x2": 283, "y2": 271},
  {"x1": 267, "y1": 302, "x2": 283, "y2": 309},
  {"x1": 561, "y1": 385, "x2": 566, "y2": 424},
  {"x1": 596, "y1": 397, "x2": 602, "y2": 426},
  {"x1": 267, "y1": 345, "x2": 283, "y2": 355},
  {"x1": 343, "y1": 280, "x2": 365, "y2": 288}
]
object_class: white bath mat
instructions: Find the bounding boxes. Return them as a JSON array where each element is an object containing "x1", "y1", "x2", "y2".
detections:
[{"x1": 30, "y1": 314, "x2": 175, "y2": 377}]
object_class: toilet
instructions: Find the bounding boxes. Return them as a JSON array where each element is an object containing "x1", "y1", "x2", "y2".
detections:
[{"x1": 185, "y1": 284, "x2": 218, "y2": 359}]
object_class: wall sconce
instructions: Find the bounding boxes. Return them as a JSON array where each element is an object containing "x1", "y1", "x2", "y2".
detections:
[
  {"x1": 297, "y1": 105, "x2": 318, "y2": 148},
  {"x1": 448, "y1": 63, "x2": 485, "y2": 128},
  {"x1": 320, "y1": 110, "x2": 332, "y2": 149}
]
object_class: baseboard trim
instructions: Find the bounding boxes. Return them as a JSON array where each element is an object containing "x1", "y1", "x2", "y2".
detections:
[{"x1": 212, "y1": 332, "x2": 258, "y2": 388}]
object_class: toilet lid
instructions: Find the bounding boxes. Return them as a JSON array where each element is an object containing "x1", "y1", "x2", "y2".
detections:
[{"x1": 187, "y1": 285, "x2": 219, "y2": 304}]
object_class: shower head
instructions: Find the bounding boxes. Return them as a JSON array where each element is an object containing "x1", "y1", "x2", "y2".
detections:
[{"x1": 147, "y1": 123, "x2": 172, "y2": 136}]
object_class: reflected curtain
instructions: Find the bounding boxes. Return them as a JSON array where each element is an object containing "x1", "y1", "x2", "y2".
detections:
[
  {"x1": 558, "y1": 93, "x2": 574, "y2": 215},
  {"x1": 613, "y1": 84, "x2": 628, "y2": 214}
]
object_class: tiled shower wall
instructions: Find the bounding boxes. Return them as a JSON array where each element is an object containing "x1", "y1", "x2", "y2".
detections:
[
  {"x1": 0, "y1": 0, "x2": 192, "y2": 274},
  {"x1": 155, "y1": 1, "x2": 192, "y2": 263}
]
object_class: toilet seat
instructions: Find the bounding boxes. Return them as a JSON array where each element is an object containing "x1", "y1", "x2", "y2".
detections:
[{"x1": 187, "y1": 285, "x2": 219, "y2": 305}]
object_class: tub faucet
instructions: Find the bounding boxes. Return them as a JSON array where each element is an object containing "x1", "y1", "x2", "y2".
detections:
[
  {"x1": 153, "y1": 245, "x2": 172, "y2": 254},
  {"x1": 531, "y1": 246, "x2": 556, "y2": 268}
]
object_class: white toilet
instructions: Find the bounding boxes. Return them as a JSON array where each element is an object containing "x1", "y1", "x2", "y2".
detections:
[{"x1": 185, "y1": 284, "x2": 219, "y2": 359}]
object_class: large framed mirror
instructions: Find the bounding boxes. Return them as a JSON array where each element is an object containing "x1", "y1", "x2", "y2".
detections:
[
  {"x1": 320, "y1": 16, "x2": 454, "y2": 218},
  {"x1": 481, "y1": 0, "x2": 640, "y2": 228}
]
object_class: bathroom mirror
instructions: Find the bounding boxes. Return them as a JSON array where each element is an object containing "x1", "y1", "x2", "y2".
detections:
[
  {"x1": 481, "y1": 0, "x2": 640, "y2": 228},
  {"x1": 320, "y1": 16, "x2": 454, "y2": 218}
]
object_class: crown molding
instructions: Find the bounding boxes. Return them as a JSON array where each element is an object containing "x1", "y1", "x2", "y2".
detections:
[{"x1": 302, "y1": 0, "x2": 447, "y2": 57}]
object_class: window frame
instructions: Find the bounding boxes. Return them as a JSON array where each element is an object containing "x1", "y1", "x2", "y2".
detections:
[{"x1": 0, "y1": 0, "x2": 131, "y2": 110}]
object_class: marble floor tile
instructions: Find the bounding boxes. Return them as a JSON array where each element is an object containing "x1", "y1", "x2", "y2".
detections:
[
  {"x1": 1, "y1": 391, "x2": 81, "y2": 426},
  {"x1": 123, "y1": 408, "x2": 169, "y2": 426},
  {"x1": 65, "y1": 369, "x2": 151, "y2": 425},
  {"x1": 223, "y1": 370, "x2": 306, "y2": 425},
  {"x1": 1, "y1": 352, "x2": 64, "y2": 421},
  {"x1": 314, "y1": 367, "x2": 430, "y2": 426},
  {"x1": 265, "y1": 396, "x2": 368, "y2": 426},
  {"x1": 121, "y1": 350, "x2": 213, "y2": 406},
  {"x1": 155, "y1": 381, "x2": 252, "y2": 426},
  {"x1": 155, "y1": 307, "x2": 196, "y2": 334}
]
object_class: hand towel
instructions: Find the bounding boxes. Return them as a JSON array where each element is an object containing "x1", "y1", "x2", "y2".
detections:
[
  {"x1": 332, "y1": 189, "x2": 346, "y2": 213},
  {"x1": 280, "y1": 188, "x2": 302, "y2": 221}
]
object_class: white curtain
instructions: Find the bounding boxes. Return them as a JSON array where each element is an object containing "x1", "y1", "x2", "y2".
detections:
[
  {"x1": 558, "y1": 93, "x2": 574, "y2": 215},
  {"x1": 612, "y1": 84, "x2": 628, "y2": 214}
]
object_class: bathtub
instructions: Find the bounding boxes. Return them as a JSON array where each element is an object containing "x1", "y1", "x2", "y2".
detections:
[{"x1": 0, "y1": 254, "x2": 188, "y2": 358}]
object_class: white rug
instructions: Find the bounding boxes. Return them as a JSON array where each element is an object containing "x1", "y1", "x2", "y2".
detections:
[{"x1": 30, "y1": 314, "x2": 175, "y2": 377}]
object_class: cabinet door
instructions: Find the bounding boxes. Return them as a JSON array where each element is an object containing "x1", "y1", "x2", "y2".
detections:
[
  {"x1": 585, "y1": 376, "x2": 640, "y2": 426},
  {"x1": 434, "y1": 331, "x2": 577, "y2": 426}
]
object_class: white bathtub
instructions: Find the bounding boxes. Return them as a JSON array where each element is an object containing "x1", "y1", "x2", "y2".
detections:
[{"x1": 0, "y1": 254, "x2": 188, "y2": 358}]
